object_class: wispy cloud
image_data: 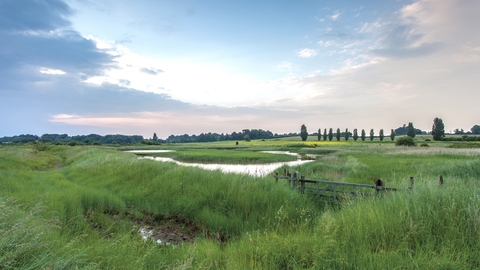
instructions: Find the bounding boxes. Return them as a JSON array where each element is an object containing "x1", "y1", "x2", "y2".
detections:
[
  {"x1": 140, "y1": 67, "x2": 163, "y2": 75},
  {"x1": 331, "y1": 11, "x2": 341, "y2": 20},
  {"x1": 297, "y1": 48, "x2": 318, "y2": 58},
  {"x1": 39, "y1": 68, "x2": 66, "y2": 75}
]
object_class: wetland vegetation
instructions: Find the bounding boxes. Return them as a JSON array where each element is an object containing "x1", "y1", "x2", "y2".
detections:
[{"x1": 1, "y1": 136, "x2": 480, "y2": 269}]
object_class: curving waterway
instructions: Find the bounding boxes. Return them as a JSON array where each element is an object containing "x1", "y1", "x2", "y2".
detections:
[{"x1": 126, "y1": 150, "x2": 313, "y2": 177}]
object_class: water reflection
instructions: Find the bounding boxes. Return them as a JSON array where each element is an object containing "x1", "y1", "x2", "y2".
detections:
[
  {"x1": 141, "y1": 156, "x2": 313, "y2": 177},
  {"x1": 125, "y1": 150, "x2": 174, "y2": 153}
]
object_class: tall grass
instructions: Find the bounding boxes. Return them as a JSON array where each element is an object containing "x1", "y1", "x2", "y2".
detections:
[{"x1": 1, "y1": 143, "x2": 479, "y2": 268}]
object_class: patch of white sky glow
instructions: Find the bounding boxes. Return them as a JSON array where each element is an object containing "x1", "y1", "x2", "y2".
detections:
[{"x1": 82, "y1": 37, "x2": 298, "y2": 107}]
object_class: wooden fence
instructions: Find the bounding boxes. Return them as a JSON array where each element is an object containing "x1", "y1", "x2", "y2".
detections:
[{"x1": 273, "y1": 169, "x2": 430, "y2": 202}]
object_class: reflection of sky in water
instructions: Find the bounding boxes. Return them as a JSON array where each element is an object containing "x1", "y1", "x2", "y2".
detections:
[
  {"x1": 125, "y1": 150, "x2": 174, "y2": 153},
  {"x1": 141, "y1": 156, "x2": 313, "y2": 177}
]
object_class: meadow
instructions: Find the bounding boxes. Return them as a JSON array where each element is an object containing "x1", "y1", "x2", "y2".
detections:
[{"x1": 1, "y1": 136, "x2": 479, "y2": 269}]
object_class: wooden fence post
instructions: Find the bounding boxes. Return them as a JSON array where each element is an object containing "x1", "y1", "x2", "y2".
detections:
[
  {"x1": 300, "y1": 175, "x2": 305, "y2": 194},
  {"x1": 438, "y1": 174, "x2": 443, "y2": 186},
  {"x1": 409, "y1": 177, "x2": 414, "y2": 190},
  {"x1": 292, "y1": 171, "x2": 300, "y2": 189},
  {"x1": 275, "y1": 172, "x2": 279, "y2": 183},
  {"x1": 375, "y1": 179, "x2": 384, "y2": 194}
]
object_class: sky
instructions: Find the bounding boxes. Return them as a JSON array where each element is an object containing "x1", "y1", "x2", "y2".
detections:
[{"x1": 1, "y1": 0, "x2": 479, "y2": 139}]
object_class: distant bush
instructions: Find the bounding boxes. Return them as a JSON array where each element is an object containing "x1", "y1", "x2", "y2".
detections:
[
  {"x1": 395, "y1": 137, "x2": 416, "y2": 146},
  {"x1": 68, "y1": 141, "x2": 79, "y2": 146},
  {"x1": 420, "y1": 143, "x2": 429, "y2": 147},
  {"x1": 425, "y1": 139, "x2": 431, "y2": 142},
  {"x1": 92, "y1": 141, "x2": 100, "y2": 145},
  {"x1": 31, "y1": 141, "x2": 50, "y2": 152}
]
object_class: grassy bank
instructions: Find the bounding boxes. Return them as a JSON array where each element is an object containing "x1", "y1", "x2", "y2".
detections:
[{"x1": 1, "y1": 141, "x2": 479, "y2": 269}]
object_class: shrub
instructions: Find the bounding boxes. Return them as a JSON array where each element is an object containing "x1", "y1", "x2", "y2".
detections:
[
  {"x1": 395, "y1": 137, "x2": 416, "y2": 146},
  {"x1": 31, "y1": 141, "x2": 50, "y2": 152},
  {"x1": 420, "y1": 143, "x2": 429, "y2": 147}
]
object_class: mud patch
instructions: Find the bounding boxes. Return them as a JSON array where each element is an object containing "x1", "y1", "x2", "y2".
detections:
[
  {"x1": 134, "y1": 215, "x2": 203, "y2": 245},
  {"x1": 84, "y1": 209, "x2": 205, "y2": 245}
]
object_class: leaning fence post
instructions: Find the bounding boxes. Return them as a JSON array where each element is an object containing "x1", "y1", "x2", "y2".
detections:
[
  {"x1": 409, "y1": 177, "x2": 414, "y2": 190},
  {"x1": 275, "y1": 172, "x2": 279, "y2": 183},
  {"x1": 438, "y1": 174, "x2": 443, "y2": 186}
]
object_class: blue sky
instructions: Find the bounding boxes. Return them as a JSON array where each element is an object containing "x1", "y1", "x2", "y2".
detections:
[{"x1": 1, "y1": 0, "x2": 479, "y2": 139}]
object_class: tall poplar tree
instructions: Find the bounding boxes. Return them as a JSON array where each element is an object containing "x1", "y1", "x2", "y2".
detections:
[
  {"x1": 328, "y1": 128, "x2": 333, "y2": 141},
  {"x1": 390, "y1": 129, "x2": 395, "y2": 141},
  {"x1": 379, "y1": 129, "x2": 384, "y2": 141},
  {"x1": 323, "y1": 128, "x2": 328, "y2": 141},
  {"x1": 361, "y1": 129, "x2": 366, "y2": 141},
  {"x1": 345, "y1": 128, "x2": 350, "y2": 141},
  {"x1": 300, "y1": 125, "x2": 308, "y2": 141},
  {"x1": 336, "y1": 128, "x2": 341, "y2": 141},
  {"x1": 317, "y1": 128, "x2": 322, "y2": 141},
  {"x1": 353, "y1": 128, "x2": 358, "y2": 141},
  {"x1": 370, "y1": 129, "x2": 374, "y2": 141}
]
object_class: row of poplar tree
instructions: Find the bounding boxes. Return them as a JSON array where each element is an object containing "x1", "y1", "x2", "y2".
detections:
[{"x1": 300, "y1": 118, "x2": 446, "y2": 142}]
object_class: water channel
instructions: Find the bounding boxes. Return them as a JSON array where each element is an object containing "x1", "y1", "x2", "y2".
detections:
[{"x1": 126, "y1": 150, "x2": 314, "y2": 177}]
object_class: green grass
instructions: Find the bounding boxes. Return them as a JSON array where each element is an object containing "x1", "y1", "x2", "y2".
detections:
[{"x1": 1, "y1": 140, "x2": 480, "y2": 269}]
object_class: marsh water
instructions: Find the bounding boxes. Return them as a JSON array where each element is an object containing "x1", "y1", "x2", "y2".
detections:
[{"x1": 126, "y1": 150, "x2": 313, "y2": 177}]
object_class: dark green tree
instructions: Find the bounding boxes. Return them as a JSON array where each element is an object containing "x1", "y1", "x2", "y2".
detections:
[
  {"x1": 323, "y1": 128, "x2": 327, "y2": 141},
  {"x1": 407, "y1": 122, "x2": 416, "y2": 138},
  {"x1": 152, "y1": 133, "x2": 158, "y2": 141},
  {"x1": 379, "y1": 129, "x2": 384, "y2": 141},
  {"x1": 345, "y1": 128, "x2": 350, "y2": 141},
  {"x1": 328, "y1": 128, "x2": 333, "y2": 141},
  {"x1": 432, "y1": 117, "x2": 445, "y2": 141},
  {"x1": 471, "y1": 125, "x2": 480, "y2": 134},
  {"x1": 300, "y1": 124, "x2": 308, "y2": 141},
  {"x1": 390, "y1": 129, "x2": 395, "y2": 141},
  {"x1": 353, "y1": 128, "x2": 358, "y2": 141},
  {"x1": 370, "y1": 129, "x2": 374, "y2": 141},
  {"x1": 336, "y1": 128, "x2": 341, "y2": 141},
  {"x1": 317, "y1": 128, "x2": 322, "y2": 141},
  {"x1": 361, "y1": 129, "x2": 366, "y2": 141}
]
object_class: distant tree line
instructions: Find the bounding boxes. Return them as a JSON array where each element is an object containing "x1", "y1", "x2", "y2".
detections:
[
  {"x1": 453, "y1": 125, "x2": 480, "y2": 135},
  {"x1": 165, "y1": 129, "x2": 289, "y2": 143},
  {"x1": 0, "y1": 134, "x2": 144, "y2": 145}
]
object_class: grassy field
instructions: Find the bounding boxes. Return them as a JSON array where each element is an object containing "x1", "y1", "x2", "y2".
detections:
[{"x1": 1, "y1": 137, "x2": 480, "y2": 269}]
